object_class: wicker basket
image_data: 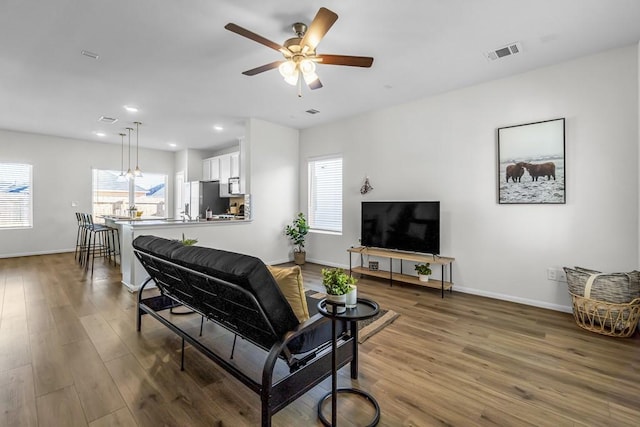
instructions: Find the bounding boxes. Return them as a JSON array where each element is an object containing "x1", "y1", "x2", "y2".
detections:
[{"x1": 570, "y1": 293, "x2": 640, "y2": 337}]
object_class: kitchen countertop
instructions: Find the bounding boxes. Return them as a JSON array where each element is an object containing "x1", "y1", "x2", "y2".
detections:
[{"x1": 114, "y1": 217, "x2": 249, "y2": 227}]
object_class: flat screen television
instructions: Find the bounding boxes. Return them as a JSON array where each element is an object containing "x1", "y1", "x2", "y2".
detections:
[{"x1": 361, "y1": 201, "x2": 440, "y2": 255}]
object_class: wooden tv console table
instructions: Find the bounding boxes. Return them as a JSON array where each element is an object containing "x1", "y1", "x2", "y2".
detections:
[{"x1": 347, "y1": 247, "x2": 455, "y2": 298}]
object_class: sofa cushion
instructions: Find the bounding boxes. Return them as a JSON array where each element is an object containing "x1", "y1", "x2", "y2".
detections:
[
  {"x1": 133, "y1": 234, "x2": 185, "y2": 260},
  {"x1": 267, "y1": 265, "x2": 309, "y2": 322}
]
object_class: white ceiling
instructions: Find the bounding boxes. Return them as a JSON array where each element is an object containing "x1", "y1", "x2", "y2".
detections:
[{"x1": 1, "y1": 0, "x2": 639, "y2": 152}]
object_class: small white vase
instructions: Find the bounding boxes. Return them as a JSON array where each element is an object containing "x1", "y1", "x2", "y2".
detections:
[
  {"x1": 345, "y1": 286, "x2": 357, "y2": 308},
  {"x1": 419, "y1": 274, "x2": 430, "y2": 282},
  {"x1": 326, "y1": 294, "x2": 346, "y2": 314}
]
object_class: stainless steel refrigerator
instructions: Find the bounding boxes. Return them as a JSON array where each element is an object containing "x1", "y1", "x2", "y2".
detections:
[{"x1": 185, "y1": 181, "x2": 228, "y2": 218}]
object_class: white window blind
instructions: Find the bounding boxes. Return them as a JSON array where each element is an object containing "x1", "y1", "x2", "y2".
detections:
[
  {"x1": 0, "y1": 163, "x2": 33, "y2": 228},
  {"x1": 308, "y1": 156, "x2": 342, "y2": 232}
]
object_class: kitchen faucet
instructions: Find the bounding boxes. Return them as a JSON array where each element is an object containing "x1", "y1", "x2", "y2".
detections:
[{"x1": 181, "y1": 203, "x2": 192, "y2": 221}]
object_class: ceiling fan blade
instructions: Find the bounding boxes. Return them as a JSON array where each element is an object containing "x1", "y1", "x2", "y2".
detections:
[
  {"x1": 225, "y1": 23, "x2": 286, "y2": 52},
  {"x1": 316, "y1": 54, "x2": 374, "y2": 68},
  {"x1": 308, "y1": 78, "x2": 323, "y2": 90},
  {"x1": 300, "y1": 7, "x2": 338, "y2": 51},
  {"x1": 242, "y1": 61, "x2": 284, "y2": 76}
]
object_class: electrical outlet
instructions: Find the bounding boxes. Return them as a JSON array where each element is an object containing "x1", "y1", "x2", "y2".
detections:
[
  {"x1": 556, "y1": 268, "x2": 567, "y2": 282},
  {"x1": 547, "y1": 268, "x2": 557, "y2": 281}
]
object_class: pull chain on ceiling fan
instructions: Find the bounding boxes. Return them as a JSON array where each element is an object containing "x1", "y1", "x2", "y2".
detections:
[{"x1": 225, "y1": 7, "x2": 374, "y2": 96}]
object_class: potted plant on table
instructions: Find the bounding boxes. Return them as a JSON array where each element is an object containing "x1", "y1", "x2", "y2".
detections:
[
  {"x1": 322, "y1": 268, "x2": 357, "y2": 313},
  {"x1": 415, "y1": 263, "x2": 432, "y2": 282},
  {"x1": 285, "y1": 212, "x2": 309, "y2": 265}
]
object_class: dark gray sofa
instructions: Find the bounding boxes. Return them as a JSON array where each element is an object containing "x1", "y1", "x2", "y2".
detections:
[{"x1": 132, "y1": 235, "x2": 358, "y2": 426}]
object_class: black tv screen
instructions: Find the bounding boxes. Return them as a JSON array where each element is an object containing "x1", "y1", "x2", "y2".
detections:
[{"x1": 361, "y1": 201, "x2": 440, "y2": 254}]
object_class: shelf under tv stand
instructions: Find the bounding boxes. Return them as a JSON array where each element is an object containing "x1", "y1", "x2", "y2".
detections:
[{"x1": 347, "y1": 246, "x2": 455, "y2": 298}]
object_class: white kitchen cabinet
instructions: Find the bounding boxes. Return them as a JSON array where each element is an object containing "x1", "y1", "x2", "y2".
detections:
[
  {"x1": 202, "y1": 157, "x2": 220, "y2": 181},
  {"x1": 203, "y1": 151, "x2": 240, "y2": 197},
  {"x1": 230, "y1": 152, "x2": 240, "y2": 178},
  {"x1": 218, "y1": 153, "x2": 232, "y2": 197}
]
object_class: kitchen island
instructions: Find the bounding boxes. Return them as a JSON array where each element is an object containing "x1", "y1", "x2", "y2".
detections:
[{"x1": 115, "y1": 217, "x2": 251, "y2": 291}]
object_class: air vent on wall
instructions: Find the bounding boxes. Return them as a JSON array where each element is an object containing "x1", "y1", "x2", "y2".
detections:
[
  {"x1": 485, "y1": 42, "x2": 522, "y2": 61},
  {"x1": 98, "y1": 116, "x2": 118, "y2": 124},
  {"x1": 306, "y1": 109, "x2": 320, "y2": 115}
]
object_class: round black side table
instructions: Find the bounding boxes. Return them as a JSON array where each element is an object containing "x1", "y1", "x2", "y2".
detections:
[{"x1": 317, "y1": 298, "x2": 381, "y2": 427}]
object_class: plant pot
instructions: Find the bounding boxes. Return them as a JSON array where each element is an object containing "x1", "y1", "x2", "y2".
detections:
[
  {"x1": 326, "y1": 294, "x2": 346, "y2": 314},
  {"x1": 293, "y1": 251, "x2": 306, "y2": 265},
  {"x1": 419, "y1": 274, "x2": 430, "y2": 282}
]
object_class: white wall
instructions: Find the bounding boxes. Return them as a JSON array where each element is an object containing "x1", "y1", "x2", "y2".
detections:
[
  {"x1": 300, "y1": 45, "x2": 639, "y2": 311},
  {"x1": 0, "y1": 130, "x2": 175, "y2": 257},
  {"x1": 184, "y1": 118, "x2": 299, "y2": 264}
]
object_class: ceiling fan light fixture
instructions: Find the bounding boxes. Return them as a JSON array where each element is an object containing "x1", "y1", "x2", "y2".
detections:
[
  {"x1": 278, "y1": 60, "x2": 297, "y2": 78},
  {"x1": 303, "y1": 71, "x2": 319, "y2": 85},
  {"x1": 280, "y1": 60, "x2": 299, "y2": 85},
  {"x1": 284, "y1": 72, "x2": 299, "y2": 86},
  {"x1": 299, "y1": 58, "x2": 316, "y2": 74}
]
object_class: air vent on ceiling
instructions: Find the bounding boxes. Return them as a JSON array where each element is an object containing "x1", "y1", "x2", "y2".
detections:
[
  {"x1": 81, "y1": 50, "x2": 99, "y2": 59},
  {"x1": 485, "y1": 42, "x2": 522, "y2": 61},
  {"x1": 98, "y1": 116, "x2": 118, "y2": 124},
  {"x1": 305, "y1": 109, "x2": 320, "y2": 115}
]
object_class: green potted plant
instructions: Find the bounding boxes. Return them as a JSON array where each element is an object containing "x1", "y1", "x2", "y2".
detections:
[
  {"x1": 322, "y1": 268, "x2": 357, "y2": 313},
  {"x1": 180, "y1": 233, "x2": 198, "y2": 246},
  {"x1": 415, "y1": 263, "x2": 432, "y2": 282},
  {"x1": 285, "y1": 212, "x2": 309, "y2": 265}
]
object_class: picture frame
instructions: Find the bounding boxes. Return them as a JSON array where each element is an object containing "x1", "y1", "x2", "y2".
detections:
[
  {"x1": 368, "y1": 261, "x2": 379, "y2": 271},
  {"x1": 497, "y1": 118, "x2": 566, "y2": 204}
]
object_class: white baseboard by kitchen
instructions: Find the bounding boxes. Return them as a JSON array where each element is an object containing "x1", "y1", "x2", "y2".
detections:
[{"x1": 0, "y1": 248, "x2": 75, "y2": 258}]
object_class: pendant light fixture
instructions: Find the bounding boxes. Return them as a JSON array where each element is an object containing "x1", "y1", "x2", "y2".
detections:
[
  {"x1": 125, "y1": 127, "x2": 134, "y2": 180},
  {"x1": 117, "y1": 132, "x2": 127, "y2": 182},
  {"x1": 133, "y1": 121, "x2": 143, "y2": 177}
]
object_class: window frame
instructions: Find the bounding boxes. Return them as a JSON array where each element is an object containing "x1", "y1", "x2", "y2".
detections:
[
  {"x1": 307, "y1": 155, "x2": 343, "y2": 234},
  {"x1": 91, "y1": 169, "x2": 168, "y2": 220},
  {"x1": 0, "y1": 162, "x2": 33, "y2": 229}
]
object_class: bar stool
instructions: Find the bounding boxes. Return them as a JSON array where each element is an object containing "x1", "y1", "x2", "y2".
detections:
[
  {"x1": 83, "y1": 213, "x2": 115, "y2": 275},
  {"x1": 74, "y1": 212, "x2": 87, "y2": 264},
  {"x1": 108, "y1": 223, "x2": 121, "y2": 265}
]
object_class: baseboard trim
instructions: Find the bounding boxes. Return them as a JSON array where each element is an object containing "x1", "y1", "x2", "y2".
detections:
[
  {"x1": 0, "y1": 248, "x2": 75, "y2": 259},
  {"x1": 306, "y1": 257, "x2": 572, "y2": 313},
  {"x1": 443, "y1": 285, "x2": 573, "y2": 313},
  {"x1": 305, "y1": 257, "x2": 348, "y2": 269}
]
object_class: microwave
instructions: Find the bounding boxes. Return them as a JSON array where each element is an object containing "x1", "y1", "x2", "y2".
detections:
[{"x1": 228, "y1": 177, "x2": 241, "y2": 194}]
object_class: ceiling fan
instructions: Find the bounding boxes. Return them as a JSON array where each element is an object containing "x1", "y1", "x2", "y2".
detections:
[{"x1": 225, "y1": 7, "x2": 374, "y2": 95}]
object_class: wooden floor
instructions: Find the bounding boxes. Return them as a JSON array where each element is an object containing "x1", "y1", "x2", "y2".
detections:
[{"x1": 1, "y1": 253, "x2": 639, "y2": 426}]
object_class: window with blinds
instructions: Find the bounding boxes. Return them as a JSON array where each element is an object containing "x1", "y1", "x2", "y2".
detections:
[
  {"x1": 0, "y1": 163, "x2": 33, "y2": 228},
  {"x1": 308, "y1": 156, "x2": 342, "y2": 233},
  {"x1": 92, "y1": 169, "x2": 168, "y2": 220}
]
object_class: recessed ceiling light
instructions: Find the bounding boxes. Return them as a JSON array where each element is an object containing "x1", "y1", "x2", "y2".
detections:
[
  {"x1": 168, "y1": 143, "x2": 177, "y2": 147},
  {"x1": 213, "y1": 125, "x2": 224, "y2": 131},
  {"x1": 124, "y1": 105, "x2": 139, "y2": 112},
  {"x1": 94, "y1": 131, "x2": 106, "y2": 137}
]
